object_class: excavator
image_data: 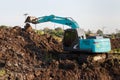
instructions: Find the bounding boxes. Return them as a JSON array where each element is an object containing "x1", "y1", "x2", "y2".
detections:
[{"x1": 25, "y1": 14, "x2": 115, "y2": 62}]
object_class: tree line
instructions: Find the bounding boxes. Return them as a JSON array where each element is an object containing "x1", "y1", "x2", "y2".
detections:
[
  {"x1": 37, "y1": 27, "x2": 120, "y2": 38},
  {"x1": 0, "y1": 25, "x2": 120, "y2": 38}
]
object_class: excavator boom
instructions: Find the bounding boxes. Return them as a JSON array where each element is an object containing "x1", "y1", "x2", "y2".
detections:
[{"x1": 25, "y1": 15, "x2": 79, "y2": 29}]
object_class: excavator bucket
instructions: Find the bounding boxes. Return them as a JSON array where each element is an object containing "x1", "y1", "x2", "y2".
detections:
[
  {"x1": 25, "y1": 16, "x2": 38, "y2": 24},
  {"x1": 25, "y1": 16, "x2": 31, "y2": 23}
]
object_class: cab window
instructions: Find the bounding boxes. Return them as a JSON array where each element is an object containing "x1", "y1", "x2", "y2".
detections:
[{"x1": 63, "y1": 30, "x2": 78, "y2": 47}]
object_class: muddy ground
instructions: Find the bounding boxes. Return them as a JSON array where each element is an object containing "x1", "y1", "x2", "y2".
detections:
[{"x1": 0, "y1": 25, "x2": 119, "y2": 80}]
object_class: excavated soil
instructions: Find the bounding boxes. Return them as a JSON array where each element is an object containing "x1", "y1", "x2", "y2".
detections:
[
  {"x1": 110, "y1": 38, "x2": 120, "y2": 49},
  {"x1": 0, "y1": 25, "x2": 119, "y2": 80}
]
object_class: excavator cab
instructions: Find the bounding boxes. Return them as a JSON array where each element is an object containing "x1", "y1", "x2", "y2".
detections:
[
  {"x1": 63, "y1": 29, "x2": 78, "y2": 47},
  {"x1": 63, "y1": 28, "x2": 86, "y2": 51}
]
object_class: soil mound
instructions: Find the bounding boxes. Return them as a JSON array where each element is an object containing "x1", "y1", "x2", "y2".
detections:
[
  {"x1": 0, "y1": 26, "x2": 119, "y2": 80},
  {"x1": 111, "y1": 38, "x2": 120, "y2": 49}
]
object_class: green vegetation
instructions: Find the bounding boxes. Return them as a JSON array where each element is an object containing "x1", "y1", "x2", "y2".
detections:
[
  {"x1": 0, "y1": 25, "x2": 8, "y2": 28},
  {"x1": 37, "y1": 27, "x2": 64, "y2": 38},
  {"x1": 36, "y1": 29, "x2": 44, "y2": 35},
  {"x1": 115, "y1": 30, "x2": 120, "y2": 38},
  {"x1": 0, "y1": 69, "x2": 6, "y2": 76},
  {"x1": 1, "y1": 25, "x2": 120, "y2": 39},
  {"x1": 110, "y1": 49, "x2": 120, "y2": 53},
  {"x1": 96, "y1": 29, "x2": 103, "y2": 36}
]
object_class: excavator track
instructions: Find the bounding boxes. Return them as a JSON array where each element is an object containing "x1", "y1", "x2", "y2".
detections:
[
  {"x1": 58, "y1": 39, "x2": 120, "y2": 64},
  {"x1": 58, "y1": 52, "x2": 120, "y2": 64}
]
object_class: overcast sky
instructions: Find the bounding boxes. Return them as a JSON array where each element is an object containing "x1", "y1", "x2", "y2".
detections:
[{"x1": 0, "y1": 0, "x2": 120, "y2": 33}]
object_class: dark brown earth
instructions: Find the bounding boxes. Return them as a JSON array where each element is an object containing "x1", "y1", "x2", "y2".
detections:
[
  {"x1": 0, "y1": 25, "x2": 119, "y2": 80},
  {"x1": 111, "y1": 38, "x2": 120, "y2": 49}
]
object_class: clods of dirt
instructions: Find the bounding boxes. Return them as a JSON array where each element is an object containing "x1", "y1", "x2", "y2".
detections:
[{"x1": 0, "y1": 25, "x2": 119, "y2": 80}]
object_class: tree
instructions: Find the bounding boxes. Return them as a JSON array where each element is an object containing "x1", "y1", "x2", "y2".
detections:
[
  {"x1": 96, "y1": 29, "x2": 103, "y2": 36},
  {"x1": 86, "y1": 29, "x2": 92, "y2": 37},
  {"x1": 43, "y1": 27, "x2": 52, "y2": 34},
  {"x1": 41, "y1": 27, "x2": 64, "y2": 37},
  {"x1": 116, "y1": 30, "x2": 120, "y2": 38},
  {"x1": 86, "y1": 29, "x2": 92, "y2": 34},
  {"x1": 54, "y1": 27, "x2": 64, "y2": 37},
  {"x1": 0, "y1": 25, "x2": 8, "y2": 28},
  {"x1": 55, "y1": 27, "x2": 63, "y2": 31}
]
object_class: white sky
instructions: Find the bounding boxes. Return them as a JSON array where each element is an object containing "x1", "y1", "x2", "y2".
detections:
[{"x1": 0, "y1": 0, "x2": 120, "y2": 33}]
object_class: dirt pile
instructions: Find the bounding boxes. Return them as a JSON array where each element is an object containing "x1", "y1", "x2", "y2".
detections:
[
  {"x1": 0, "y1": 26, "x2": 62, "y2": 79},
  {"x1": 110, "y1": 38, "x2": 120, "y2": 49},
  {"x1": 0, "y1": 26, "x2": 119, "y2": 80}
]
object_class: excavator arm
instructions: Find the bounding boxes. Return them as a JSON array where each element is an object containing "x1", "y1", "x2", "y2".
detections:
[{"x1": 25, "y1": 15, "x2": 79, "y2": 29}]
